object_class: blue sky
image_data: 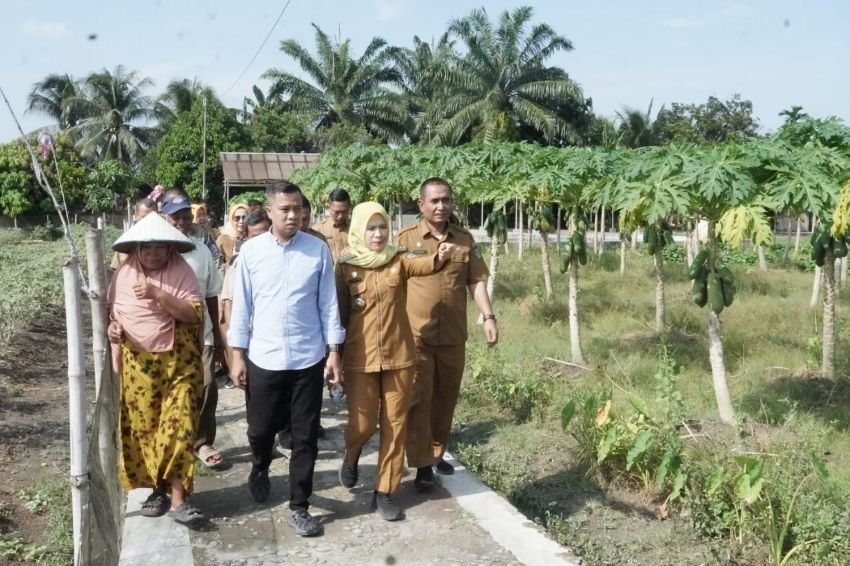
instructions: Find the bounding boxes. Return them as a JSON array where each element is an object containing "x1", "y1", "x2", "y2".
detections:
[{"x1": 2, "y1": 0, "x2": 848, "y2": 142}]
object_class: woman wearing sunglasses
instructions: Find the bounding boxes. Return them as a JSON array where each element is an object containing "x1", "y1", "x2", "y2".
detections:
[{"x1": 216, "y1": 202, "x2": 250, "y2": 265}]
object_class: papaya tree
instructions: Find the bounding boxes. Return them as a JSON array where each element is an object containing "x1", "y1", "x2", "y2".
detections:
[
  {"x1": 677, "y1": 143, "x2": 766, "y2": 425},
  {"x1": 482, "y1": 209, "x2": 508, "y2": 306},
  {"x1": 549, "y1": 148, "x2": 608, "y2": 365},
  {"x1": 609, "y1": 146, "x2": 690, "y2": 334},
  {"x1": 766, "y1": 140, "x2": 850, "y2": 379}
]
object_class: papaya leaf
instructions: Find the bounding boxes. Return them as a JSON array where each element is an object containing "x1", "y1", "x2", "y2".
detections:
[
  {"x1": 560, "y1": 401, "x2": 576, "y2": 431},
  {"x1": 831, "y1": 183, "x2": 850, "y2": 238},
  {"x1": 716, "y1": 205, "x2": 773, "y2": 248},
  {"x1": 626, "y1": 430, "x2": 653, "y2": 471}
]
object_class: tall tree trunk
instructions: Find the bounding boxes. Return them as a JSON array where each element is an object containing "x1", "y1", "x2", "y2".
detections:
[
  {"x1": 556, "y1": 204, "x2": 562, "y2": 252},
  {"x1": 783, "y1": 223, "x2": 792, "y2": 263},
  {"x1": 810, "y1": 266, "x2": 822, "y2": 308},
  {"x1": 841, "y1": 257, "x2": 848, "y2": 288},
  {"x1": 708, "y1": 311, "x2": 736, "y2": 425},
  {"x1": 620, "y1": 239, "x2": 627, "y2": 275},
  {"x1": 517, "y1": 203, "x2": 524, "y2": 259},
  {"x1": 632, "y1": 227, "x2": 638, "y2": 251},
  {"x1": 757, "y1": 245, "x2": 768, "y2": 271},
  {"x1": 685, "y1": 221, "x2": 694, "y2": 267},
  {"x1": 541, "y1": 231, "x2": 553, "y2": 300},
  {"x1": 706, "y1": 221, "x2": 736, "y2": 425},
  {"x1": 598, "y1": 206, "x2": 606, "y2": 256},
  {"x1": 592, "y1": 209, "x2": 600, "y2": 255},
  {"x1": 822, "y1": 250, "x2": 836, "y2": 380},
  {"x1": 793, "y1": 215, "x2": 803, "y2": 256},
  {"x1": 654, "y1": 248, "x2": 666, "y2": 335},
  {"x1": 567, "y1": 210, "x2": 585, "y2": 365}
]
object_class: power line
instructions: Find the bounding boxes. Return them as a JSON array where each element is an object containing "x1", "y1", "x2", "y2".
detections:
[{"x1": 223, "y1": 0, "x2": 294, "y2": 96}]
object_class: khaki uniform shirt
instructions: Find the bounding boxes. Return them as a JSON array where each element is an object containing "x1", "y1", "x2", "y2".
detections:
[
  {"x1": 311, "y1": 218, "x2": 349, "y2": 263},
  {"x1": 397, "y1": 221, "x2": 489, "y2": 346},
  {"x1": 304, "y1": 227, "x2": 329, "y2": 244},
  {"x1": 336, "y1": 252, "x2": 438, "y2": 373}
]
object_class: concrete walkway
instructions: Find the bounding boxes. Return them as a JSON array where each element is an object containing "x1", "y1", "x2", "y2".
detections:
[{"x1": 119, "y1": 386, "x2": 580, "y2": 565}]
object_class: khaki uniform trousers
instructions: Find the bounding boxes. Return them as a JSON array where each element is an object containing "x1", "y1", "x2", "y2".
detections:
[
  {"x1": 344, "y1": 367, "x2": 413, "y2": 494},
  {"x1": 405, "y1": 342, "x2": 465, "y2": 468}
]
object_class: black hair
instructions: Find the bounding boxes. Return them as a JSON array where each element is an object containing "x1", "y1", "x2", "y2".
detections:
[
  {"x1": 265, "y1": 181, "x2": 303, "y2": 203},
  {"x1": 301, "y1": 194, "x2": 312, "y2": 212},
  {"x1": 327, "y1": 188, "x2": 351, "y2": 204},
  {"x1": 245, "y1": 210, "x2": 271, "y2": 228},
  {"x1": 419, "y1": 177, "x2": 453, "y2": 198},
  {"x1": 247, "y1": 199, "x2": 264, "y2": 209}
]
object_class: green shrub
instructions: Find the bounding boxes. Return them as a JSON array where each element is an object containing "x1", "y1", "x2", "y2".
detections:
[{"x1": 30, "y1": 219, "x2": 61, "y2": 241}]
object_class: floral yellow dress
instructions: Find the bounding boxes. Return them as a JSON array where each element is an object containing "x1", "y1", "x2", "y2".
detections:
[{"x1": 119, "y1": 302, "x2": 204, "y2": 494}]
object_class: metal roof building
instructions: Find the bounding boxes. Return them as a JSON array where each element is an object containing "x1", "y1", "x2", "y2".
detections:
[{"x1": 219, "y1": 152, "x2": 320, "y2": 204}]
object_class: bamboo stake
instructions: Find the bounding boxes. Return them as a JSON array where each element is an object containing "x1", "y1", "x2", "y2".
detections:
[
  {"x1": 64, "y1": 259, "x2": 90, "y2": 566},
  {"x1": 85, "y1": 230, "x2": 121, "y2": 524}
]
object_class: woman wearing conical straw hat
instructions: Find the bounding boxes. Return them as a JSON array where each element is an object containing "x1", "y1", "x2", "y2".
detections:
[{"x1": 107, "y1": 213, "x2": 207, "y2": 526}]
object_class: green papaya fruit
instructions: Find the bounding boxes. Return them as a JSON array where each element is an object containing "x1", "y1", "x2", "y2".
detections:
[
  {"x1": 721, "y1": 278, "x2": 735, "y2": 307},
  {"x1": 688, "y1": 250, "x2": 709, "y2": 279},
  {"x1": 560, "y1": 254, "x2": 570, "y2": 274},
  {"x1": 578, "y1": 246, "x2": 588, "y2": 265},
  {"x1": 692, "y1": 276, "x2": 708, "y2": 307},
  {"x1": 707, "y1": 273, "x2": 725, "y2": 314},
  {"x1": 717, "y1": 266, "x2": 734, "y2": 285}
]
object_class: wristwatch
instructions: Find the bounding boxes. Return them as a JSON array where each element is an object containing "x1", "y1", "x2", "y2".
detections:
[
  {"x1": 327, "y1": 344, "x2": 342, "y2": 353},
  {"x1": 482, "y1": 314, "x2": 497, "y2": 321}
]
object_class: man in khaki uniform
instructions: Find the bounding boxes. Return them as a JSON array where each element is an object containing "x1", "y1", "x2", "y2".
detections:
[
  {"x1": 310, "y1": 188, "x2": 351, "y2": 263},
  {"x1": 399, "y1": 177, "x2": 498, "y2": 490}
]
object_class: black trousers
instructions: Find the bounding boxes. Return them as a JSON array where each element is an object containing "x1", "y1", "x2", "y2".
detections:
[{"x1": 246, "y1": 358, "x2": 323, "y2": 510}]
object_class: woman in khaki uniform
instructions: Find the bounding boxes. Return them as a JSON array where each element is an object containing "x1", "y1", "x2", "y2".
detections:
[{"x1": 335, "y1": 202, "x2": 453, "y2": 521}]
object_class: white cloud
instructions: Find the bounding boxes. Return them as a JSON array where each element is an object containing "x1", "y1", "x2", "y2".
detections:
[
  {"x1": 374, "y1": 0, "x2": 405, "y2": 22},
  {"x1": 660, "y1": 18, "x2": 708, "y2": 30},
  {"x1": 20, "y1": 20, "x2": 70, "y2": 40}
]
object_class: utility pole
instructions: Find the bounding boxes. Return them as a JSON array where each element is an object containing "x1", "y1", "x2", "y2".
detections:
[{"x1": 202, "y1": 95, "x2": 208, "y2": 202}]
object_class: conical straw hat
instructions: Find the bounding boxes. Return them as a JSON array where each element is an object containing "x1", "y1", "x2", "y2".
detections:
[{"x1": 112, "y1": 212, "x2": 196, "y2": 254}]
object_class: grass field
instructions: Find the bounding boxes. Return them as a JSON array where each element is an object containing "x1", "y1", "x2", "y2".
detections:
[{"x1": 454, "y1": 240, "x2": 850, "y2": 565}]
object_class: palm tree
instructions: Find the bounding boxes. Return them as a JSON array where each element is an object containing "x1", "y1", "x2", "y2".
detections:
[
  {"x1": 263, "y1": 24, "x2": 407, "y2": 142},
  {"x1": 615, "y1": 100, "x2": 663, "y2": 148},
  {"x1": 432, "y1": 6, "x2": 583, "y2": 145},
  {"x1": 156, "y1": 77, "x2": 215, "y2": 124},
  {"x1": 387, "y1": 34, "x2": 455, "y2": 143},
  {"x1": 68, "y1": 65, "x2": 157, "y2": 164},
  {"x1": 26, "y1": 73, "x2": 84, "y2": 129}
]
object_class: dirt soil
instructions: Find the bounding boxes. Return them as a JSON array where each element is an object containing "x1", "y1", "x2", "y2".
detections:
[{"x1": 0, "y1": 304, "x2": 84, "y2": 565}]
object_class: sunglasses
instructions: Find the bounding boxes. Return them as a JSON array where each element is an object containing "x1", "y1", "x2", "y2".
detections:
[{"x1": 234, "y1": 215, "x2": 247, "y2": 221}]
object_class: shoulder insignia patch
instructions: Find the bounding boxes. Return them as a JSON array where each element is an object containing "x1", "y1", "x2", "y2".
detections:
[{"x1": 397, "y1": 245, "x2": 408, "y2": 253}]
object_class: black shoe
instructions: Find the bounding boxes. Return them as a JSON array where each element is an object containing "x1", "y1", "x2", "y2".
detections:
[
  {"x1": 414, "y1": 466, "x2": 434, "y2": 491},
  {"x1": 339, "y1": 453, "x2": 358, "y2": 488},
  {"x1": 372, "y1": 491, "x2": 404, "y2": 521},
  {"x1": 223, "y1": 378, "x2": 235, "y2": 389},
  {"x1": 248, "y1": 467, "x2": 270, "y2": 503},
  {"x1": 435, "y1": 458, "x2": 455, "y2": 475},
  {"x1": 289, "y1": 508, "x2": 324, "y2": 536},
  {"x1": 317, "y1": 424, "x2": 326, "y2": 439}
]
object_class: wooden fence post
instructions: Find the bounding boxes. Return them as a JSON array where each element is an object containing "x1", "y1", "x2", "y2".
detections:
[
  {"x1": 63, "y1": 259, "x2": 90, "y2": 566},
  {"x1": 86, "y1": 230, "x2": 121, "y2": 523}
]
